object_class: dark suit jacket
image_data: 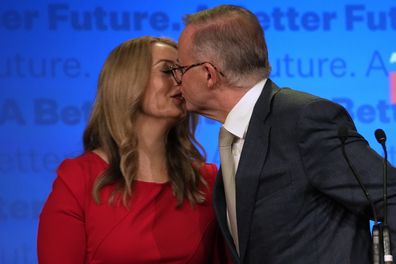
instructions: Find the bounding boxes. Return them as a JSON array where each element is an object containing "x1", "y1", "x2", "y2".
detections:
[{"x1": 213, "y1": 79, "x2": 396, "y2": 264}]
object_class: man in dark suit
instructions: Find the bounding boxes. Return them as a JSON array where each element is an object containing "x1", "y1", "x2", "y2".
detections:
[{"x1": 173, "y1": 4, "x2": 396, "y2": 264}]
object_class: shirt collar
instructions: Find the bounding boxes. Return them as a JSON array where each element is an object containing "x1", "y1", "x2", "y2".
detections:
[{"x1": 223, "y1": 79, "x2": 267, "y2": 139}]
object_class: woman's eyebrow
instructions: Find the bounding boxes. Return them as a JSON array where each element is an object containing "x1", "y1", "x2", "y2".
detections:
[{"x1": 153, "y1": 59, "x2": 175, "y2": 66}]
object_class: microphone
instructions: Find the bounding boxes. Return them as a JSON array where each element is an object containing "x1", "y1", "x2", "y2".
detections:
[
  {"x1": 375, "y1": 129, "x2": 387, "y2": 144},
  {"x1": 372, "y1": 225, "x2": 383, "y2": 264},
  {"x1": 375, "y1": 129, "x2": 393, "y2": 264},
  {"x1": 338, "y1": 126, "x2": 381, "y2": 264}
]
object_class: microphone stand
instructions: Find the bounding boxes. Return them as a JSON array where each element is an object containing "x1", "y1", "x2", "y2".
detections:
[
  {"x1": 338, "y1": 126, "x2": 382, "y2": 264},
  {"x1": 375, "y1": 129, "x2": 393, "y2": 264}
]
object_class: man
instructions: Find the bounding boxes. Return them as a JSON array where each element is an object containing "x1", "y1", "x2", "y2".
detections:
[{"x1": 173, "y1": 5, "x2": 396, "y2": 264}]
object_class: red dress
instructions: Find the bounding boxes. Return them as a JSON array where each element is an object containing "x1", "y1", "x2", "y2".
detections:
[{"x1": 38, "y1": 152, "x2": 228, "y2": 264}]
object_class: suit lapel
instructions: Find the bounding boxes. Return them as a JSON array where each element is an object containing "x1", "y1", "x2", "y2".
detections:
[
  {"x1": 213, "y1": 79, "x2": 281, "y2": 263},
  {"x1": 236, "y1": 80, "x2": 281, "y2": 262}
]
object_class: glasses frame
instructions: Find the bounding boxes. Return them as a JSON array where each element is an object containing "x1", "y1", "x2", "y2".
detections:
[{"x1": 170, "y1": 62, "x2": 225, "y2": 85}]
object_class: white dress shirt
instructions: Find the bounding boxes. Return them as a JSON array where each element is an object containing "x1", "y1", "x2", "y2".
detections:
[{"x1": 222, "y1": 78, "x2": 267, "y2": 172}]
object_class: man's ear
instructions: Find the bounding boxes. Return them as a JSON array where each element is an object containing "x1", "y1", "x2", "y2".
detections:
[{"x1": 205, "y1": 63, "x2": 220, "y2": 89}]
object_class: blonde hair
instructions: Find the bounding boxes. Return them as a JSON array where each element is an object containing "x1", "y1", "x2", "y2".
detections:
[{"x1": 83, "y1": 36, "x2": 206, "y2": 206}]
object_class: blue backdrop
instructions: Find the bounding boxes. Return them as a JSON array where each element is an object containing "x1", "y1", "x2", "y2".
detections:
[{"x1": 1, "y1": 1, "x2": 395, "y2": 263}]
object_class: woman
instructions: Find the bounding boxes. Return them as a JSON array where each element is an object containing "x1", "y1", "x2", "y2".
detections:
[{"x1": 37, "y1": 37, "x2": 228, "y2": 263}]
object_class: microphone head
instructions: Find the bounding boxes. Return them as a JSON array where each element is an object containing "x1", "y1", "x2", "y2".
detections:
[
  {"x1": 338, "y1": 126, "x2": 349, "y2": 143},
  {"x1": 374, "y1": 129, "x2": 386, "y2": 144}
]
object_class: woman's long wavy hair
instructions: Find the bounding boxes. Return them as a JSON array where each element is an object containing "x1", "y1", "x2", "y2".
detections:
[{"x1": 83, "y1": 36, "x2": 206, "y2": 207}]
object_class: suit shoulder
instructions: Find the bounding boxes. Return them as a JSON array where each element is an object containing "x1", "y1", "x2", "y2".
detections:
[
  {"x1": 277, "y1": 88, "x2": 322, "y2": 106},
  {"x1": 279, "y1": 88, "x2": 348, "y2": 113},
  {"x1": 272, "y1": 87, "x2": 344, "y2": 116}
]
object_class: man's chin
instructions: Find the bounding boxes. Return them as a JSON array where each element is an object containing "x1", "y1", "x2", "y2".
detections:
[
  {"x1": 184, "y1": 100, "x2": 204, "y2": 115},
  {"x1": 185, "y1": 101, "x2": 196, "y2": 112}
]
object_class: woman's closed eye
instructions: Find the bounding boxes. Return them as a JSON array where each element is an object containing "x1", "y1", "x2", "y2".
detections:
[
  {"x1": 161, "y1": 68, "x2": 173, "y2": 75},
  {"x1": 160, "y1": 63, "x2": 174, "y2": 74},
  {"x1": 161, "y1": 64, "x2": 180, "y2": 76}
]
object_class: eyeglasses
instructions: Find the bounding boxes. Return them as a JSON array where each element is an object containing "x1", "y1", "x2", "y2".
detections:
[{"x1": 169, "y1": 62, "x2": 225, "y2": 85}]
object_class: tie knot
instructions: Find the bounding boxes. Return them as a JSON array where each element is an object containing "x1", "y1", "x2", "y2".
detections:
[{"x1": 219, "y1": 127, "x2": 235, "y2": 147}]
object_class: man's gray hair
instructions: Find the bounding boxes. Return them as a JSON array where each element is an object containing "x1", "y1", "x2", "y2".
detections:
[{"x1": 184, "y1": 5, "x2": 271, "y2": 84}]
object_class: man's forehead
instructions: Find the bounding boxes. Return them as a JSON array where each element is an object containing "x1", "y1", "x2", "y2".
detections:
[{"x1": 179, "y1": 25, "x2": 196, "y2": 42}]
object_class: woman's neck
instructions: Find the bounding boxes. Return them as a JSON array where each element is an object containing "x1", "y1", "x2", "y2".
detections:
[
  {"x1": 135, "y1": 116, "x2": 171, "y2": 183},
  {"x1": 93, "y1": 116, "x2": 173, "y2": 183}
]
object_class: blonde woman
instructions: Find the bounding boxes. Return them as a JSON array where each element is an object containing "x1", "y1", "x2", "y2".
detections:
[{"x1": 37, "y1": 36, "x2": 229, "y2": 264}]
